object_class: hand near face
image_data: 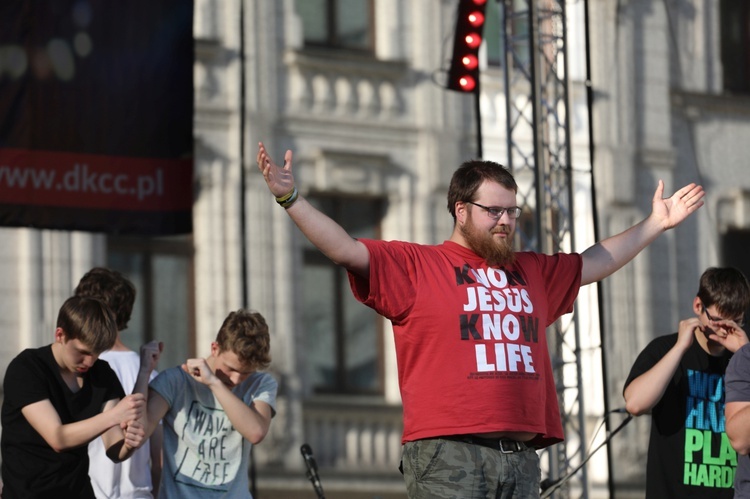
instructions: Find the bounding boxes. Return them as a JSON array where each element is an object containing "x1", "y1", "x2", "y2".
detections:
[
  {"x1": 707, "y1": 319, "x2": 749, "y2": 353},
  {"x1": 182, "y1": 358, "x2": 218, "y2": 386},
  {"x1": 676, "y1": 317, "x2": 700, "y2": 351}
]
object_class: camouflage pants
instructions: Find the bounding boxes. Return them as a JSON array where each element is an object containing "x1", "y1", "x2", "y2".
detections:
[{"x1": 401, "y1": 437, "x2": 541, "y2": 499}]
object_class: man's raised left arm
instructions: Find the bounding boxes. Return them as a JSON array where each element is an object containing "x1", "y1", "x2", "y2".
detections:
[{"x1": 580, "y1": 180, "x2": 704, "y2": 286}]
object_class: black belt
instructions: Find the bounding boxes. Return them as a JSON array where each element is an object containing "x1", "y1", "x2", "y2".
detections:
[{"x1": 441, "y1": 435, "x2": 530, "y2": 453}]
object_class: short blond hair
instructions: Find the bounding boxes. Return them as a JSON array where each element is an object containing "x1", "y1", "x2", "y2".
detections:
[{"x1": 215, "y1": 310, "x2": 271, "y2": 370}]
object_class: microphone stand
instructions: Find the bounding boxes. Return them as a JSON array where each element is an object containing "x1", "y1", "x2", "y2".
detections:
[
  {"x1": 300, "y1": 443, "x2": 326, "y2": 499},
  {"x1": 541, "y1": 412, "x2": 633, "y2": 498}
]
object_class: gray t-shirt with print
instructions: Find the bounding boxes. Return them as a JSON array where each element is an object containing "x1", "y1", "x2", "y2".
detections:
[
  {"x1": 725, "y1": 343, "x2": 750, "y2": 497},
  {"x1": 150, "y1": 366, "x2": 277, "y2": 498}
]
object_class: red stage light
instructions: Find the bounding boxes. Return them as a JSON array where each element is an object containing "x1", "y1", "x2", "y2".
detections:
[
  {"x1": 459, "y1": 76, "x2": 476, "y2": 92},
  {"x1": 461, "y1": 54, "x2": 478, "y2": 70},
  {"x1": 446, "y1": 0, "x2": 488, "y2": 93},
  {"x1": 464, "y1": 33, "x2": 482, "y2": 49},
  {"x1": 467, "y1": 11, "x2": 485, "y2": 27}
]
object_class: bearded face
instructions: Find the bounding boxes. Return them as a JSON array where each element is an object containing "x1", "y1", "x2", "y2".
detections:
[{"x1": 460, "y1": 208, "x2": 515, "y2": 267}]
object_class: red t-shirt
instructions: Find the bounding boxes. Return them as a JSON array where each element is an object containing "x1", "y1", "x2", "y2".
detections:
[{"x1": 348, "y1": 239, "x2": 582, "y2": 448}]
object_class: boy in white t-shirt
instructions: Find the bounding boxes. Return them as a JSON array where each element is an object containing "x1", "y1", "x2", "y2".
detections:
[{"x1": 76, "y1": 267, "x2": 163, "y2": 499}]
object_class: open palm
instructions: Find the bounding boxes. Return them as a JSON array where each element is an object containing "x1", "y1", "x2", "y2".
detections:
[
  {"x1": 257, "y1": 142, "x2": 295, "y2": 198},
  {"x1": 652, "y1": 180, "x2": 704, "y2": 230}
]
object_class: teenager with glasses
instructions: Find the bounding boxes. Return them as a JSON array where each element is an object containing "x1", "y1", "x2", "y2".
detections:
[
  {"x1": 258, "y1": 143, "x2": 704, "y2": 499},
  {"x1": 624, "y1": 267, "x2": 750, "y2": 498}
]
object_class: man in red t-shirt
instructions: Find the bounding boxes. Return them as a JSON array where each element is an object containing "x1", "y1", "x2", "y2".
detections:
[{"x1": 257, "y1": 142, "x2": 704, "y2": 498}]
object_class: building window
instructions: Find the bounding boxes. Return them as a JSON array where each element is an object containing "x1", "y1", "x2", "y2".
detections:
[
  {"x1": 302, "y1": 195, "x2": 384, "y2": 394},
  {"x1": 720, "y1": 0, "x2": 750, "y2": 94},
  {"x1": 107, "y1": 235, "x2": 195, "y2": 370},
  {"x1": 485, "y1": 0, "x2": 503, "y2": 67},
  {"x1": 295, "y1": 0, "x2": 373, "y2": 51},
  {"x1": 491, "y1": 0, "x2": 532, "y2": 70},
  {"x1": 515, "y1": 205, "x2": 563, "y2": 253}
]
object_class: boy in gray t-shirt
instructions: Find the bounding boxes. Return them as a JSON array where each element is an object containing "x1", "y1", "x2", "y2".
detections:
[{"x1": 139, "y1": 309, "x2": 277, "y2": 498}]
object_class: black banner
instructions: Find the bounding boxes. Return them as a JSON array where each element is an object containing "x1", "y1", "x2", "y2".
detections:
[{"x1": 0, "y1": 0, "x2": 194, "y2": 235}]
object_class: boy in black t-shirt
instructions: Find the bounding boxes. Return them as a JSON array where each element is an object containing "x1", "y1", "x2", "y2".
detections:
[
  {"x1": 624, "y1": 267, "x2": 750, "y2": 498},
  {"x1": 1, "y1": 296, "x2": 151, "y2": 498}
]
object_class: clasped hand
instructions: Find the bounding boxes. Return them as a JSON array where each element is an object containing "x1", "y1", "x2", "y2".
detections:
[
  {"x1": 140, "y1": 340, "x2": 163, "y2": 373},
  {"x1": 182, "y1": 358, "x2": 217, "y2": 386},
  {"x1": 114, "y1": 394, "x2": 146, "y2": 448}
]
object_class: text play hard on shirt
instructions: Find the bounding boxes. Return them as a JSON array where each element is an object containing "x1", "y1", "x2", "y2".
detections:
[{"x1": 683, "y1": 369, "x2": 735, "y2": 487}]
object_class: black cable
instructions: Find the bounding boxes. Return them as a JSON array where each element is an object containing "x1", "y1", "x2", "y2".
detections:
[
  {"x1": 474, "y1": 84, "x2": 483, "y2": 158},
  {"x1": 541, "y1": 412, "x2": 633, "y2": 498},
  {"x1": 580, "y1": 0, "x2": 616, "y2": 496},
  {"x1": 237, "y1": 1, "x2": 254, "y2": 496},
  {"x1": 587, "y1": 407, "x2": 628, "y2": 454}
]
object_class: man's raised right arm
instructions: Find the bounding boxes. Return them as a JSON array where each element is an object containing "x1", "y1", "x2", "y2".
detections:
[{"x1": 257, "y1": 142, "x2": 370, "y2": 277}]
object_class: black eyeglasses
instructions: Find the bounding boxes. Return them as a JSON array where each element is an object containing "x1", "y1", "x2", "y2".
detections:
[
  {"x1": 701, "y1": 302, "x2": 745, "y2": 328},
  {"x1": 466, "y1": 201, "x2": 522, "y2": 220}
]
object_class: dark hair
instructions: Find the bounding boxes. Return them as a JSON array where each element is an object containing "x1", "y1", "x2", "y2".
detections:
[
  {"x1": 447, "y1": 159, "x2": 518, "y2": 219},
  {"x1": 75, "y1": 267, "x2": 136, "y2": 331},
  {"x1": 697, "y1": 267, "x2": 750, "y2": 319},
  {"x1": 215, "y1": 310, "x2": 272, "y2": 370},
  {"x1": 57, "y1": 296, "x2": 118, "y2": 354}
]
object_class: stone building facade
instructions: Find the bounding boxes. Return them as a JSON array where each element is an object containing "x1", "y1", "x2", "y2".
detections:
[{"x1": 1, "y1": 1, "x2": 750, "y2": 497}]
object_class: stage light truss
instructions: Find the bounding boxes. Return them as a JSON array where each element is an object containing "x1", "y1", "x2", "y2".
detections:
[{"x1": 501, "y1": 0, "x2": 589, "y2": 497}]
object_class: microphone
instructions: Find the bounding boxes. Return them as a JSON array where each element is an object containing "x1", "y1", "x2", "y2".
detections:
[{"x1": 300, "y1": 443, "x2": 325, "y2": 499}]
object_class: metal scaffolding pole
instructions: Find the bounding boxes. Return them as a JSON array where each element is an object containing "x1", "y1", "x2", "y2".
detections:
[{"x1": 501, "y1": 0, "x2": 588, "y2": 497}]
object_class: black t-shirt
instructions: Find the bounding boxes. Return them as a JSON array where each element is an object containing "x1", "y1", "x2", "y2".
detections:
[
  {"x1": 1, "y1": 345, "x2": 125, "y2": 498},
  {"x1": 624, "y1": 333, "x2": 735, "y2": 498}
]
